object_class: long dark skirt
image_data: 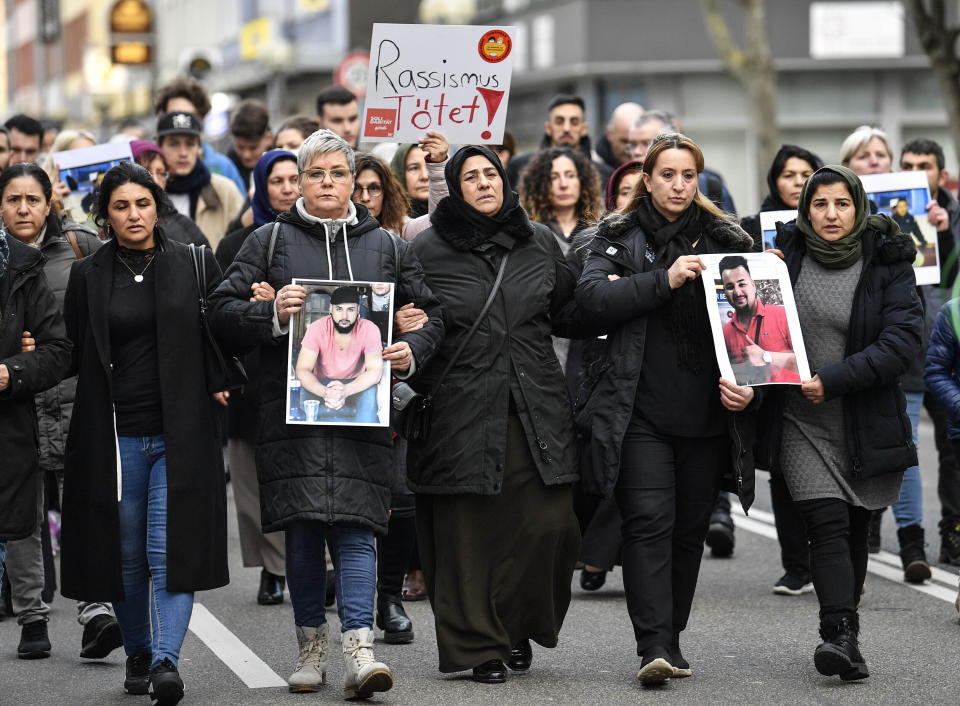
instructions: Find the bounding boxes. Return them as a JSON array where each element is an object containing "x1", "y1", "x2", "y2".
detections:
[{"x1": 416, "y1": 413, "x2": 580, "y2": 673}]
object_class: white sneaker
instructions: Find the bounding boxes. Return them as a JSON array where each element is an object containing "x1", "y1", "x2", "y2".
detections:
[
  {"x1": 342, "y1": 627, "x2": 393, "y2": 700},
  {"x1": 288, "y1": 624, "x2": 328, "y2": 692}
]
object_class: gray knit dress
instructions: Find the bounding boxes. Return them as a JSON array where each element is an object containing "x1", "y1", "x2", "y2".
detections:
[{"x1": 779, "y1": 254, "x2": 904, "y2": 508}]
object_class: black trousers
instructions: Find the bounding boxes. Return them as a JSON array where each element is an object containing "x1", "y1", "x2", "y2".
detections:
[
  {"x1": 770, "y1": 471, "x2": 810, "y2": 576},
  {"x1": 926, "y1": 394, "x2": 960, "y2": 532},
  {"x1": 616, "y1": 417, "x2": 727, "y2": 655},
  {"x1": 795, "y1": 498, "x2": 869, "y2": 623}
]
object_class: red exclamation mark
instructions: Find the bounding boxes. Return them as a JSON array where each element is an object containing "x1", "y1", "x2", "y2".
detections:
[{"x1": 476, "y1": 87, "x2": 505, "y2": 141}]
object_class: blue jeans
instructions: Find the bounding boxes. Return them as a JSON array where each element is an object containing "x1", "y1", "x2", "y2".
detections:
[
  {"x1": 891, "y1": 391, "x2": 924, "y2": 528},
  {"x1": 285, "y1": 520, "x2": 376, "y2": 631},
  {"x1": 112, "y1": 436, "x2": 194, "y2": 668},
  {"x1": 305, "y1": 379, "x2": 379, "y2": 424}
]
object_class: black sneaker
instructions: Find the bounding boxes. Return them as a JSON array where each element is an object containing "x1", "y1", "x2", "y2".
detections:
[
  {"x1": 80, "y1": 614, "x2": 123, "y2": 659},
  {"x1": 149, "y1": 658, "x2": 184, "y2": 706},
  {"x1": 940, "y1": 524, "x2": 960, "y2": 566},
  {"x1": 773, "y1": 572, "x2": 814, "y2": 596},
  {"x1": 637, "y1": 646, "x2": 673, "y2": 686},
  {"x1": 18, "y1": 620, "x2": 51, "y2": 659},
  {"x1": 125, "y1": 650, "x2": 152, "y2": 695}
]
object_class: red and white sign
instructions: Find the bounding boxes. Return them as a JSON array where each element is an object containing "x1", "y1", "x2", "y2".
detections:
[
  {"x1": 335, "y1": 51, "x2": 370, "y2": 98},
  {"x1": 361, "y1": 23, "x2": 517, "y2": 144}
]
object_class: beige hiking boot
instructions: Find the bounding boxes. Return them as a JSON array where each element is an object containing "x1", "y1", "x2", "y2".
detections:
[
  {"x1": 288, "y1": 624, "x2": 328, "y2": 692},
  {"x1": 342, "y1": 627, "x2": 393, "y2": 700}
]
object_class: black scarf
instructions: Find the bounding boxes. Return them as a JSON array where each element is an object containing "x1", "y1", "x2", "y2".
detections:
[
  {"x1": 634, "y1": 195, "x2": 713, "y2": 374},
  {"x1": 166, "y1": 159, "x2": 212, "y2": 220},
  {"x1": 441, "y1": 145, "x2": 524, "y2": 247}
]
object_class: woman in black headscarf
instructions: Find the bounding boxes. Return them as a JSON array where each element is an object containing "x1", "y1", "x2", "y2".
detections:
[
  {"x1": 407, "y1": 146, "x2": 583, "y2": 684},
  {"x1": 741, "y1": 144, "x2": 823, "y2": 247}
]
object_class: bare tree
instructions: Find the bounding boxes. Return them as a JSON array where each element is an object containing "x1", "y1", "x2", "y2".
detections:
[
  {"x1": 910, "y1": 0, "x2": 960, "y2": 162},
  {"x1": 701, "y1": 0, "x2": 779, "y2": 201}
]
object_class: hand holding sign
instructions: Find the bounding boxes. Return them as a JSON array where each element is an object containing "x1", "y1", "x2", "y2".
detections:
[{"x1": 362, "y1": 24, "x2": 516, "y2": 144}]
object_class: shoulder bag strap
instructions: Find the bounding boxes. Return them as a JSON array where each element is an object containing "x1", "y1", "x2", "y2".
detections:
[
  {"x1": 266, "y1": 221, "x2": 281, "y2": 270},
  {"x1": 63, "y1": 229, "x2": 84, "y2": 259},
  {"x1": 432, "y1": 250, "x2": 510, "y2": 389}
]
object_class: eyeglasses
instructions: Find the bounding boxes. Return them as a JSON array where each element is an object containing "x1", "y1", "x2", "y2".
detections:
[
  {"x1": 300, "y1": 168, "x2": 351, "y2": 184},
  {"x1": 352, "y1": 184, "x2": 383, "y2": 197},
  {"x1": 152, "y1": 171, "x2": 170, "y2": 182}
]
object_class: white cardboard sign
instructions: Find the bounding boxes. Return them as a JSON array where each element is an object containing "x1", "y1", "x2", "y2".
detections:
[{"x1": 362, "y1": 23, "x2": 516, "y2": 144}]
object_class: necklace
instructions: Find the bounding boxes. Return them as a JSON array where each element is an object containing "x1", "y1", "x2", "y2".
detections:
[{"x1": 116, "y1": 252, "x2": 155, "y2": 283}]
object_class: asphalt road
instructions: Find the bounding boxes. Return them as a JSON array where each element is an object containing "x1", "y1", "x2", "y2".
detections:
[{"x1": 1, "y1": 412, "x2": 958, "y2": 705}]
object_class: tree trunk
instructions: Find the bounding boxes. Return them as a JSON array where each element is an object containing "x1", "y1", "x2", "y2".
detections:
[
  {"x1": 702, "y1": 0, "x2": 780, "y2": 206},
  {"x1": 909, "y1": 0, "x2": 960, "y2": 169}
]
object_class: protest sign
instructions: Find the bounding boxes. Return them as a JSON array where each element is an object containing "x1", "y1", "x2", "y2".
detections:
[
  {"x1": 859, "y1": 171, "x2": 939, "y2": 285},
  {"x1": 701, "y1": 252, "x2": 811, "y2": 386},
  {"x1": 758, "y1": 209, "x2": 797, "y2": 251},
  {"x1": 362, "y1": 23, "x2": 516, "y2": 144},
  {"x1": 286, "y1": 279, "x2": 394, "y2": 427}
]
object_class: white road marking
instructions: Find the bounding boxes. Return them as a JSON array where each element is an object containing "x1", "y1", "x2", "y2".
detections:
[
  {"x1": 733, "y1": 506, "x2": 960, "y2": 604},
  {"x1": 188, "y1": 603, "x2": 287, "y2": 688}
]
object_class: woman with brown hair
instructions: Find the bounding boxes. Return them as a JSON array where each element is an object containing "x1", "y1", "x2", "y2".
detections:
[
  {"x1": 519, "y1": 146, "x2": 602, "y2": 250},
  {"x1": 576, "y1": 133, "x2": 758, "y2": 685},
  {"x1": 352, "y1": 153, "x2": 410, "y2": 237}
]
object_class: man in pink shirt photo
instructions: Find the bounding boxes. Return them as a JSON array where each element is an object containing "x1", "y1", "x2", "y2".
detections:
[
  {"x1": 719, "y1": 255, "x2": 801, "y2": 385},
  {"x1": 295, "y1": 286, "x2": 384, "y2": 423}
]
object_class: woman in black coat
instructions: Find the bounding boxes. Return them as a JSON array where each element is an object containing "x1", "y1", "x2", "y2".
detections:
[
  {"x1": 760, "y1": 165, "x2": 922, "y2": 682},
  {"x1": 60, "y1": 162, "x2": 229, "y2": 705},
  {"x1": 740, "y1": 144, "x2": 823, "y2": 248},
  {"x1": 0, "y1": 230, "x2": 71, "y2": 581},
  {"x1": 408, "y1": 145, "x2": 583, "y2": 684},
  {"x1": 575, "y1": 133, "x2": 758, "y2": 685}
]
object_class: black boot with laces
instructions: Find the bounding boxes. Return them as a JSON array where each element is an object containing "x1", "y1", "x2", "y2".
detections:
[{"x1": 814, "y1": 615, "x2": 869, "y2": 681}]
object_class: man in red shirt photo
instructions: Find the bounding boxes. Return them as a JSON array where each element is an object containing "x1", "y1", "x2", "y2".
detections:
[
  {"x1": 719, "y1": 255, "x2": 801, "y2": 385},
  {"x1": 295, "y1": 286, "x2": 384, "y2": 423}
]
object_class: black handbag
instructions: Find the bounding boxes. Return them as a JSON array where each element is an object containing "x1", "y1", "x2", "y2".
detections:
[
  {"x1": 391, "y1": 251, "x2": 510, "y2": 440},
  {"x1": 189, "y1": 243, "x2": 249, "y2": 394}
]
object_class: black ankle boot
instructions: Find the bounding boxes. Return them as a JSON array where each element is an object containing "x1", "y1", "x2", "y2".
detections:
[
  {"x1": 256, "y1": 569, "x2": 285, "y2": 605},
  {"x1": 376, "y1": 596, "x2": 414, "y2": 644},
  {"x1": 814, "y1": 615, "x2": 869, "y2": 681},
  {"x1": 897, "y1": 525, "x2": 931, "y2": 584}
]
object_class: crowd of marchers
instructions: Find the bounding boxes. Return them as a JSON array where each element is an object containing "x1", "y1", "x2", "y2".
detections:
[{"x1": 2, "y1": 76, "x2": 960, "y2": 705}]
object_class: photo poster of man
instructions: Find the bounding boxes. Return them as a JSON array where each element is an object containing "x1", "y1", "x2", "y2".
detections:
[
  {"x1": 700, "y1": 252, "x2": 812, "y2": 387},
  {"x1": 859, "y1": 171, "x2": 939, "y2": 285},
  {"x1": 53, "y1": 141, "x2": 133, "y2": 220},
  {"x1": 758, "y1": 209, "x2": 798, "y2": 251},
  {"x1": 285, "y1": 279, "x2": 395, "y2": 427}
]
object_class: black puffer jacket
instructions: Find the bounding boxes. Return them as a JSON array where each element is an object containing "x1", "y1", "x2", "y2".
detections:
[
  {"x1": 754, "y1": 223, "x2": 923, "y2": 479},
  {"x1": 34, "y1": 215, "x2": 101, "y2": 477},
  {"x1": 574, "y1": 209, "x2": 760, "y2": 509},
  {"x1": 0, "y1": 237, "x2": 71, "y2": 540},
  {"x1": 407, "y1": 197, "x2": 585, "y2": 494},
  {"x1": 209, "y1": 202, "x2": 443, "y2": 534}
]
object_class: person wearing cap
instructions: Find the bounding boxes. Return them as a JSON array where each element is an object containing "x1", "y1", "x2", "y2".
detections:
[
  {"x1": 156, "y1": 111, "x2": 243, "y2": 251},
  {"x1": 295, "y1": 285, "x2": 383, "y2": 424},
  {"x1": 130, "y1": 140, "x2": 209, "y2": 248}
]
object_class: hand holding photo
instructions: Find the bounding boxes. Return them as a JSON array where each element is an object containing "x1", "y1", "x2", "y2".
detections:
[
  {"x1": 286, "y1": 279, "x2": 395, "y2": 427},
  {"x1": 759, "y1": 209, "x2": 798, "y2": 251},
  {"x1": 700, "y1": 252, "x2": 811, "y2": 386}
]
